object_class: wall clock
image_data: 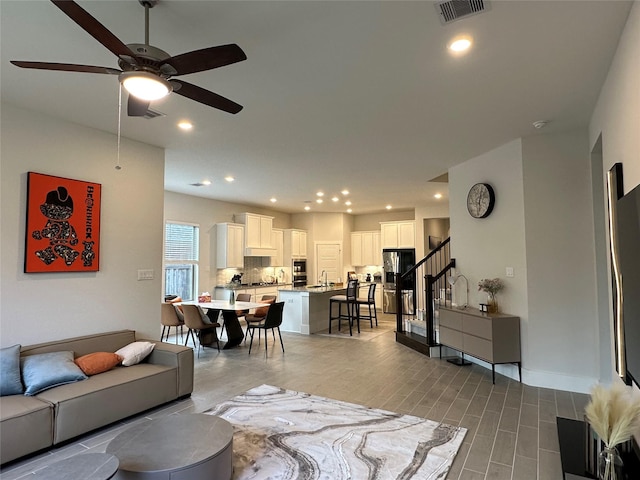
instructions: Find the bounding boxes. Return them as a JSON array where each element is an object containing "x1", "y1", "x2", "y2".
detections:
[{"x1": 466, "y1": 183, "x2": 495, "y2": 218}]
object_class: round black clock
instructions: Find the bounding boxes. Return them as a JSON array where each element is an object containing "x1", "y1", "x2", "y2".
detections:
[{"x1": 466, "y1": 183, "x2": 495, "y2": 218}]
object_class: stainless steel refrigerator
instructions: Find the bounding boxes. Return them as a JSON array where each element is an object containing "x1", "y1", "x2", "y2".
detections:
[{"x1": 382, "y1": 248, "x2": 416, "y2": 314}]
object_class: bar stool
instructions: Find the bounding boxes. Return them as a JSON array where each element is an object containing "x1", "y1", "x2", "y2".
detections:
[
  {"x1": 328, "y1": 279, "x2": 359, "y2": 335},
  {"x1": 356, "y1": 283, "x2": 378, "y2": 327}
]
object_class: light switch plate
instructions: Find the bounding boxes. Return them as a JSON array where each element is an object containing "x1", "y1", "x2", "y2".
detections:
[
  {"x1": 506, "y1": 267, "x2": 514, "y2": 277},
  {"x1": 137, "y1": 269, "x2": 154, "y2": 280}
]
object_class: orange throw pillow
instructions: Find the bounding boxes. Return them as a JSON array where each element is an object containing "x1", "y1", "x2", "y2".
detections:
[{"x1": 75, "y1": 352, "x2": 123, "y2": 376}]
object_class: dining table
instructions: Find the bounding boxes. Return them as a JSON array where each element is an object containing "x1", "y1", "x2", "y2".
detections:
[{"x1": 183, "y1": 300, "x2": 266, "y2": 349}]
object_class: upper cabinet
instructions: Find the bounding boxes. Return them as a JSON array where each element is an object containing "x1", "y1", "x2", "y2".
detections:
[
  {"x1": 216, "y1": 223, "x2": 244, "y2": 268},
  {"x1": 380, "y1": 221, "x2": 415, "y2": 248},
  {"x1": 284, "y1": 229, "x2": 307, "y2": 261},
  {"x1": 271, "y1": 228, "x2": 284, "y2": 267},
  {"x1": 351, "y1": 231, "x2": 381, "y2": 266},
  {"x1": 234, "y1": 213, "x2": 275, "y2": 256}
]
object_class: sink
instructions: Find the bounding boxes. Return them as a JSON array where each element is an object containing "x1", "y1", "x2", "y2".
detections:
[{"x1": 306, "y1": 285, "x2": 324, "y2": 289}]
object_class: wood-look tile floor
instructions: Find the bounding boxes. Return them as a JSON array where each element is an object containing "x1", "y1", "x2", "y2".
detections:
[{"x1": 0, "y1": 313, "x2": 588, "y2": 479}]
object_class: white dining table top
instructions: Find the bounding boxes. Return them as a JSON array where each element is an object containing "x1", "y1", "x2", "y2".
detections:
[{"x1": 180, "y1": 300, "x2": 266, "y2": 311}]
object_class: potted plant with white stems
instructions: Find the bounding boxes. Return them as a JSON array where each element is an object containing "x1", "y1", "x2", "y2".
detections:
[{"x1": 585, "y1": 382, "x2": 640, "y2": 480}]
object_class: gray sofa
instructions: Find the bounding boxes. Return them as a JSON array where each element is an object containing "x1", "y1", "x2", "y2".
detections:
[{"x1": 0, "y1": 330, "x2": 194, "y2": 465}]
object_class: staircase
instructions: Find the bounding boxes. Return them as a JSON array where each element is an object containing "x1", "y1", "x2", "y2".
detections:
[{"x1": 394, "y1": 237, "x2": 455, "y2": 356}]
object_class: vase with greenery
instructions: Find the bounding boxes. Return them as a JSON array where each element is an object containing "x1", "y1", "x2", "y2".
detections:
[
  {"x1": 478, "y1": 278, "x2": 504, "y2": 314},
  {"x1": 585, "y1": 383, "x2": 640, "y2": 480}
]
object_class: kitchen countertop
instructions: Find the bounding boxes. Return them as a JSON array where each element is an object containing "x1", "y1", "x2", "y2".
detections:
[
  {"x1": 215, "y1": 283, "x2": 290, "y2": 290},
  {"x1": 278, "y1": 285, "x2": 347, "y2": 294}
]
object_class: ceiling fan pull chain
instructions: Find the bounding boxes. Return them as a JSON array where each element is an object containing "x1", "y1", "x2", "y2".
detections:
[
  {"x1": 116, "y1": 84, "x2": 122, "y2": 171},
  {"x1": 144, "y1": 3, "x2": 150, "y2": 46}
]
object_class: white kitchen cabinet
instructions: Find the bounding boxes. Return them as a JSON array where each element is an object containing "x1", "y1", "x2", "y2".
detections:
[
  {"x1": 271, "y1": 228, "x2": 284, "y2": 267},
  {"x1": 284, "y1": 229, "x2": 307, "y2": 260},
  {"x1": 380, "y1": 221, "x2": 415, "y2": 248},
  {"x1": 216, "y1": 223, "x2": 244, "y2": 268},
  {"x1": 351, "y1": 232, "x2": 363, "y2": 266},
  {"x1": 351, "y1": 231, "x2": 381, "y2": 266},
  {"x1": 235, "y1": 213, "x2": 274, "y2": 255}
]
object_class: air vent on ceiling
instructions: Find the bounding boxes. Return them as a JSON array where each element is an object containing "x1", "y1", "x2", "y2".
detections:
[
  {"x1": 190, "y1": 182, "x2": 206, "y2": 187},
  {"x1": 143, "y1": 109, "x2": 166, "y2": 120},
  {"x1": 435, "y1": 0, "x2": 489, "y2": 24}
]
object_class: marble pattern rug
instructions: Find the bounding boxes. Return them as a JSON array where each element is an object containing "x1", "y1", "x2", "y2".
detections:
[{"x1": 205, "y1": 384, "x2": 467, "y2": 480}]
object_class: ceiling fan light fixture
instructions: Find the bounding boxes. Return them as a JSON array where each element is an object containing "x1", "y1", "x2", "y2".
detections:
[{"x1": 119, "y1": 71, "x2": 172, "y2": 101}]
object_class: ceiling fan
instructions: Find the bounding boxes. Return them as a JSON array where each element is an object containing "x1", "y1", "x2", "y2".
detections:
[{"x1": 10, "y1": 0, "x2": 246, "y2": 115}]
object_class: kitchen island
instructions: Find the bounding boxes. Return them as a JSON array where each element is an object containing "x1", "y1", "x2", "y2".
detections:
[{"x1": 278, "y1": 285, "x2": 347, "y2": 334}]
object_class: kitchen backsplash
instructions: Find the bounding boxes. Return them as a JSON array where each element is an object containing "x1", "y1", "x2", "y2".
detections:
[{"x1": 216, "y1": 257, "x2": 289, "y2": 286}]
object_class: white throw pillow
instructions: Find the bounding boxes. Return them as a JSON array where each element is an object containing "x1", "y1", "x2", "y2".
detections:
[{"x1": 115, "y1": 341, "x2": 155, "y2": 366}]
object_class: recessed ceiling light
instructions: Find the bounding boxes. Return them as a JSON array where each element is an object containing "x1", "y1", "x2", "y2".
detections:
[
  {"x1": 434, "y1": 193, "x2": 442, "y2": 199},
  {"x1": 304, "y1": 206, "x2": 311, "y2": 211},
  {"x1": 347, "y1": 208, "x2": 352, "y2": 213},
  {"x1": 345, "y1": 200, "x2": 352, "y2": 206},
  {"x1": 224, "y1": 176, "x2": 235, "y2": 182},
  {"x1": 177, "y1": 121, "x2": 193, "y2": 130},
  {"x1": 448, "y1": 36, "x2": 473, "y2": 54},
  {"x1": 331, "y1": 196, "x2": 339, "y2": 202},
  {"x1": 341, "y1": 190, "x2": 350, "y2": 195},
  {"x1": 386, "y1": 205, "x2": 392, "y2": 210},
  {"x1": 316, "y1": 191, "x2": 324, "y2": 197},
  {"x1": 201, "y1": 180, "x2": 211, "y2": 186},
  {"x1": 270, "y1": 197, "x2": 277, "y2": 203},
  {"x1": 316, "y1": 198, "x2": 323, "y2": 204}
]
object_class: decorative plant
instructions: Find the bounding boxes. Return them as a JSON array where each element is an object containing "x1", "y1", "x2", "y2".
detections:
[
  {"x1": 477, "y1": 278, "x2": 504, "y2": 295},
  {"x1": 585, "y1": 382, "x2": 640, "y2": 480}
]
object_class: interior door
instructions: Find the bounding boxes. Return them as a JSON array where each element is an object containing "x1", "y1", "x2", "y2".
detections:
[{"x1": 315, "y1": 243, "x2": 342, "y2": 284}]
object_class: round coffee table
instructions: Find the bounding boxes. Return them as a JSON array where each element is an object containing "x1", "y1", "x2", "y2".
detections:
[
  {"x1": 32, "y1": 453, "x2": 119, "y2": 480},
  {"x1": 106, "y1": 414, "x2": 233, "y2": 480}
]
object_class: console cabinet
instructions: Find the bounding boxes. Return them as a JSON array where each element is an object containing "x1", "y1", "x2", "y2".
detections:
[{"x1": 438, "y1": 306, "x2": 521, "y2": 383}]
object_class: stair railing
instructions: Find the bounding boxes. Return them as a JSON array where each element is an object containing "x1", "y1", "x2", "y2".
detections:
[{"x1": 395, "y1": 237, "x2": 455, "y2": 348}]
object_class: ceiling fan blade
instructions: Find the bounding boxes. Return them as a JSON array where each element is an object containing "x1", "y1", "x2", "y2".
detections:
[
  {"x1": 172, "y1": 80, "x2": 243, "y2": 114},
  {"x1": 128, "y1": 95, "x2": 150, "y2": 117},
  {"x1": 10, "y1": 61, "x2": 121, "y2": 75},
  {"x1": 163, "y1": 44, "x2": 247, "y2": 76},
  {"x1": 51, "y1": 0, "x2": 136, "y2": 59}
]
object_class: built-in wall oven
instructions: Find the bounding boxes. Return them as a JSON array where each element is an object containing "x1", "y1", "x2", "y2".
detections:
[{"x1": 292, "y1": 259, "x2": 307, "y2": 287}]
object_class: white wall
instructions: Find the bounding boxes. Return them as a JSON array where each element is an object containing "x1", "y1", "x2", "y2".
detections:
[
  {"x1": 1, "y1": 104, "x2": 165, "y2": 346},
  {"x1": 590, "y1": 1, "x2": 640, "y2": 192},
  {"x1": 521, "y1": 130, "x2": 599, "y2": 390},
  {"x1": 589, "y1": 2, "x2": 640, "y2": 390},
  {"x1": 449, "y1": 132, "x2": 602, "y2": 392},
  {"x1": 449, "y1": 139, "x2": 529, "y2": 383}
]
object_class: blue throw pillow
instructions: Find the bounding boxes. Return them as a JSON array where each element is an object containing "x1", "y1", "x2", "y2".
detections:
[
  {"x1": 0, "y1": 344, "x2": 23, "y2": 396},
  {"x1": 21, "y1": 351, "x2": 87, "y2": 396}
]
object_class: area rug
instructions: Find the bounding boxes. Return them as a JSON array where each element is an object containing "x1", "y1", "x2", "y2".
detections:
[{"x1": 204, "y1": 384, "x2": 467, "y2": 480}]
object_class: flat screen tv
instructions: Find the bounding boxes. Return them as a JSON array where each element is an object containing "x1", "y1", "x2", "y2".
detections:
[{"x1": 616, "y1": 182, "x2": 640, "y2": 387}]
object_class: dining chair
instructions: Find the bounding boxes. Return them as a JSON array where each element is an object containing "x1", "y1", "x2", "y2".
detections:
[
  {"x1": 160, "y1": 303, "x2": 184, "y2": 344},
  {"x1": 246, "y1": 301, "x2": 285, "y2": 354},
  {"x1": 356, "y1": 283, "x2": 378, "y2": 328},
  {"x1": 328, "y1": 279, "x2": 359, "y2": 335},
  {"x1": 181, "y1": 304, "x2": 220, "y2": 355},
  {"x1": 243, "y1": 295, "x2": 277, "y2": 344}
]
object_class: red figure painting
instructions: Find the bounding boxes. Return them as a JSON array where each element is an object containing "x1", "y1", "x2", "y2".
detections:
[{"x1": 25, "y1": 172, "x2": 101, "y2": 273}]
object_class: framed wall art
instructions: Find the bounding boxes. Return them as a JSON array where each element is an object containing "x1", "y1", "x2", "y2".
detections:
[{"x1": 25, "y1": 172, "x2": 101, "y2": 273}]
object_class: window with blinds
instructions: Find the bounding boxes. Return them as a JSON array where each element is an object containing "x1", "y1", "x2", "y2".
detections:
[{"x1": 164, "y1": 223, "x2": 199, "y2": 301}]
